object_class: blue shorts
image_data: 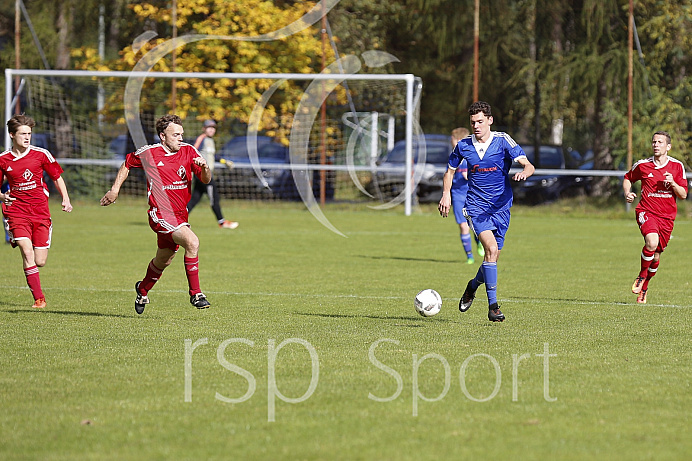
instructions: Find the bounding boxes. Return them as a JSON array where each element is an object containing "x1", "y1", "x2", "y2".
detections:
[
  {"x1": 464, "y1": 207, "x2": 511, "y2": 250},
  {"x1": 451, "y1": 188, "x2": 468, "y2": 224}
]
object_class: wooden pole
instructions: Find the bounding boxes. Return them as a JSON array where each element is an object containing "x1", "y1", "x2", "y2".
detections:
[
  {"x1": 473, "y1": 0, "x2": 479, "y2": 102},
  {"x1": 626, "y1": 0, "x2": 633, "y2": 170},
  {"x1": 15, "y1": 0, "x2": 21, "y2": 114},
  {"x1": 171, "y1": 0, "x2": 177, "y2": 113}
]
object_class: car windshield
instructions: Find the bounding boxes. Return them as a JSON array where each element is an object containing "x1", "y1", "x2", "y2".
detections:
[{"x1": 521, "y1": 146, "x2": 564, "y2": 169}]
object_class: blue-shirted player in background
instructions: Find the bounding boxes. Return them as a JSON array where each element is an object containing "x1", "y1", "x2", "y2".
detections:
[
  {"x1": 450, "y1": 127, "x2": 483, "y2": 264},
  {"x1": 439, "y1": 101, "x2": 535, "y2": 322}
]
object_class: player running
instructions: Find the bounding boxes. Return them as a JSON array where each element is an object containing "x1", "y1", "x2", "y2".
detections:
[
  {"x1": 100, "y1": 114, "x2": 213, "y2": 314},
  {"x1": 450, "y1": 127, "x2": 483, "y2": 264},
  {"x1": 439, "y1": 101, "x2": 534, "y2": 322},
  {"x1": 0, "y1": 114, "x2": 73, "y2": 309},
  {"x1": 623, "y1": 131, "x2": 687, "y2": 304}
]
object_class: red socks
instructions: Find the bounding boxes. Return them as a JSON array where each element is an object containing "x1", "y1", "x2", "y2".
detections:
[
  {"x1": 138, "y1": 256, "x2": 201, "y2": 296},
  {"x1": 140, "y1": 259, "x2": 164, "y2": 294},
  {"x1": 638, "y1": 248, "x2": 655, "y2": 278},
  {"x1": 24, "y1": 265, "x2": 44, "y2": 300},
  {"x1": 642, "y1": 259, "x2": 659, "y2": 292},
  {"x1": 184, "y1": 256, "x2": 201, "y2": 296}
]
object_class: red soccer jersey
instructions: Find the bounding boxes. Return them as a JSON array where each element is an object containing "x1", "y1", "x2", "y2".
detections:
[
  {"x1": 624, "y1": 156, "x2": 688, "y2": 221},
  {"x1": 125, "y1": 143, "x2": 204, "y2": 227},
  {"x1": 0, "y1": 146, "x2": 64, "y2": 220}
]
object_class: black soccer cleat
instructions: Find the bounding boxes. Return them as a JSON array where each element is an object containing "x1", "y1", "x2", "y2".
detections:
[
  {"x1": 134, "y1": 281, "x2": 150, "y2": 315},
  {"x1": 190, "y1": 292, "x2": 211, "y2": 309},
  {"x1": 459, "y1": 280, "x2": 476, "y2": 312},
  {"x1": 488, "y1": 303, "x2": 505, "y2": 322}
]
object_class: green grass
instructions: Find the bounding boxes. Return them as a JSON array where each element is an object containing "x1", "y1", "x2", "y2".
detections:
[{"x1": 1, "y1": 199, "x2": 690, "y2": 460}]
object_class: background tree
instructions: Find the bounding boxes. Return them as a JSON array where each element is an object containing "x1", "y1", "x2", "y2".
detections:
[{"x1": 72, "y1": 0, "x2": 336, "y2": 142}]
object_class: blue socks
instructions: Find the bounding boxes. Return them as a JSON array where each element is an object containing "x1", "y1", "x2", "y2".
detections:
[
  {"x1": 482, "y1": 262, "x2": 498, "y2": 305},
  {"x1": 460, "y1": 233, "x2": 473, "y2": 258},
  {"x1": 469, "y1": 261, "x2": 498, "y2": 306}
]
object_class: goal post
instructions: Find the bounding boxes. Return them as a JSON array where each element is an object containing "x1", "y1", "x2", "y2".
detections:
[{"x1": 4, "y1": 68, "x2": 422, "y2": 215}]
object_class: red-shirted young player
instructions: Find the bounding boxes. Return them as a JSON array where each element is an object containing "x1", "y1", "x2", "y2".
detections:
[
  {"x1": 623, "y1": 131, "x2": 688, "y2": 304},
  {"x1": 100, "y1": 115, "x2": 213, "y2": 314},
  {"x1": 0, "y1": 115, "x2": 73, "y2": 308}
]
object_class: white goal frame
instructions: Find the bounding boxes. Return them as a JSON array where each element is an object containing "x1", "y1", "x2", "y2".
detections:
[{"x1": 5, "y1": 68, "x2": 421, "y2": 215}]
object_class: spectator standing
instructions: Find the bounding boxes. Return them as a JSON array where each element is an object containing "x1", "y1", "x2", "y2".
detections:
[{"x1": 187, "y1": 119, "x2": 238, "y2": 229}]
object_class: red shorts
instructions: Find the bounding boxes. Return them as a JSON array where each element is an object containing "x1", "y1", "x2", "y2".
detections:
[
  {"x1": 636, "y1": 210, "x2": 674, "y2": 253},
  {"x1": 147, "y1": 209, "x2": 188, "y2": 252},
  {"x1": 4, "y1": 215, "x2": 52, "y2": 249}
]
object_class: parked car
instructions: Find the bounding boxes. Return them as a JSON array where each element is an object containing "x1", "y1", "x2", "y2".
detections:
[
  {"x1": 370, "y1": 134, "x2": 451, "y2": 203},
  {"x1": 215, "y1": 136, "x2": 334, "y2": 201},
  {"x1": 512, "y1": 145, "x2": 593, "y2": 204}
]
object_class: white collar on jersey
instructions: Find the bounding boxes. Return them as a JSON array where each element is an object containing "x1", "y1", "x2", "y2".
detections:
[
  {"x1": 472, "y1": 132, "x2": 494, "y2": 160},
  {"x1": 160, "y1": 143, "x2": 179, "y2": 156},
  {"x1": 10, "y1": 146, "x2": 31, "y2": 159},
  {"x1": 652, "y1": 156, "x2": 670, "y2": 169}
]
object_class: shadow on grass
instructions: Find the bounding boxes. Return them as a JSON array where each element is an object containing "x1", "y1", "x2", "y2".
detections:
[
  {"x1": 1, "y1": 309, "x2": 133, "y2": 318},
  {"x1": 294, "y1": 311, "x2": 454, "y2": 324},
  {"x1": 356, "y1": 255, "x2": 458, "y2": 264}
]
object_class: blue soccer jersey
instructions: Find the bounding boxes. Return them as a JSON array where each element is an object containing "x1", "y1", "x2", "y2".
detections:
[{"x1": 447, "y1": 132, "x2": 526, "y2": 216}]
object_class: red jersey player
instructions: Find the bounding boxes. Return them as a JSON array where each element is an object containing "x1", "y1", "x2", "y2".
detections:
[
  {"x1": 623, "y1": 131, "x2": 688, "y2": 304},
  {"x1": 100, "y1": 114, "x2": 213, "y2": 314},
  {"x1": 0, "y1": 114, "x2": 73, "y2": 308}
]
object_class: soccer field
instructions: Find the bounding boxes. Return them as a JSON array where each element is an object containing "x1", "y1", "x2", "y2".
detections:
[{"x1": 1, "y1": 200, "x2": 690, "y2": 460}]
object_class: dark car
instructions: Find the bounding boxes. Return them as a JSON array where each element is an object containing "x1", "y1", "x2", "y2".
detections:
[
  {"x1": 512, "y1": 145, "x2": 592, "y2": 204},
  {"x1": 371, "y1": 134, "x2": 452, "y2": 203},
  {"x1": 215, "y1": 136, "x2": 334, "y2": 201}
]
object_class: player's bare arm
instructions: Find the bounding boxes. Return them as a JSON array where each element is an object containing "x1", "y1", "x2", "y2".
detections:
[
  {"x1": 664, "y1": 172, "x2": 688, "y2": 200},
  {"x1": 512, "y1": 157, "x2": 535, "y2": 181},
  {"x1": 193, "y1": 133, "x2": 206, "y2": 150},
  {"x1": 100, "y1": 162, "x2": 131, "y2": 206},
  {"x1": 194, "y1": 156, "x2": 213, "y2": 184},
  {"x1": 438, "y1": 168, "x2": 455, "y2": 217},
  {"x1": 622, "y1": 178, "x2": 637, "y2": 203},
  {"x1": 54, "y1": 176, "x2": 73, "y2": 212}
]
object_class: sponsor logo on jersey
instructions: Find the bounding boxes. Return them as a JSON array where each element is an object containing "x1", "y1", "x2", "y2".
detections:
[
  {"x1": 470, "y1": 165, "x2": 499, "y2": 173},
  {"x1": 23, "y1": 169, "x2": 33, "y2": 181},
  {"x1": 177, "y1": 166, "x2": 186, "y2": 179}
]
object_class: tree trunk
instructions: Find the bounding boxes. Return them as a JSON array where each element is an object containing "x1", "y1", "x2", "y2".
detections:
[{"x1": 55, "y1": 0, "x2": 72, "y2": 69}]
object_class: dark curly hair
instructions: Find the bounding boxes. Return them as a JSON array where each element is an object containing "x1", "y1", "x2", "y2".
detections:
[{"x1": 468, "y1": 101, "x2": 492, "y2": 118}]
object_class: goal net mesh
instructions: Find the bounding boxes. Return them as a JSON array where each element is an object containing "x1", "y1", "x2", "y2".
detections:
[{"x1": 5, "y1": 71, "x2": 419, "y2": 205}]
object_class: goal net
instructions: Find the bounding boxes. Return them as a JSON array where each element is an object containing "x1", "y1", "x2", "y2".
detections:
[{"x1": 4, "y1": 69, "x2": 422, "y2": 214}]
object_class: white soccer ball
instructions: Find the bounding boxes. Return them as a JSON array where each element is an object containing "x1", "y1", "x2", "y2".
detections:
[{"x1": 414, "y1": 289, "x2": 442, "y2": 317}]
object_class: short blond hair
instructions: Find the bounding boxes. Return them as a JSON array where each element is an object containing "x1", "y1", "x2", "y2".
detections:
[{"x1": 451, "y1": 127, "x2": 470, "y2": 143}]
